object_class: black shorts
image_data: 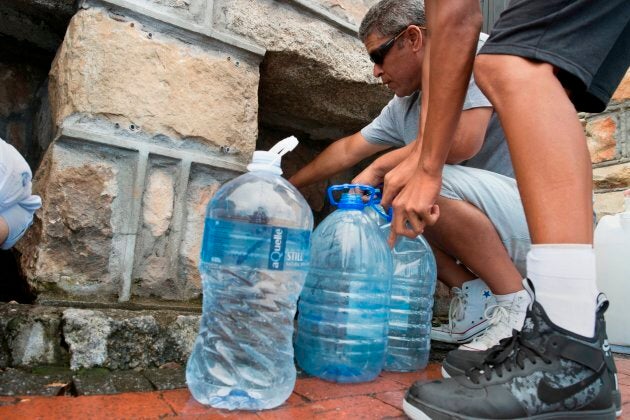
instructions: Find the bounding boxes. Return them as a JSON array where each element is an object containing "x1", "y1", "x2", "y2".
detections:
[{"x1": 479, "y1": 0, "x2": 630, "y2": 113}]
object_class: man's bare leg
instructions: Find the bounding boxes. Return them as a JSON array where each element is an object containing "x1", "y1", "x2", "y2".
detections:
[
  {"x1": 424, "y1": 196, "x2": 523, "y2": 295},
  {"x1": 431, "y1": 245, "x2": 475, "y2": 289},
  {"x1": 427, "y1": 197, "x2": 529, "y2": 348},
  {"x1": 474, "y1": 54, "x2": 598, "y2": 337},
  {"x1": 430, "y1": 244, "x2": 497, "y2": 345},
  {"x1": 475, "y1": 56, "x2": 593, "y2": 243}
]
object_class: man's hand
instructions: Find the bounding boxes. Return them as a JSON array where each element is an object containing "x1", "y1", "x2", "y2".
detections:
[
  {"x1": 387, "y1": 167, "x2": 441, "y2": 247},
  {"x1": 380, "y1": 154, "x2": 420, "y2": 210},
  {"x1": 352, "y1": 163, "x2": 386, "y2": 187}
]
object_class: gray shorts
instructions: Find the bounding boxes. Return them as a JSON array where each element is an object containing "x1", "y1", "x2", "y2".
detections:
[{"x1": 439, "y1": 165, "x2": 530, "y2": 276}]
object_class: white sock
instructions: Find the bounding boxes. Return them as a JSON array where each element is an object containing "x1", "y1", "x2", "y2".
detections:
[
  {"x1": 495, "y1": 288, "x2": 531, "y2": 330},
  {"x1": 527, "y1": 245, "x2": 598, "y2": 337},
  {"x1": 494, "y1": 291, "x2": 520, "y2": 305}
]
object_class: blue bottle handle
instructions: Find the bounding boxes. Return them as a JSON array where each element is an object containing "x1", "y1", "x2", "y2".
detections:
[
  {"x1": 371, "y1": 204, "x2": 393, "y2": 223},
  {"x1": 369, "y1": 187, "x2": 392, "y2": 222},
  {"x1": 327, "y1": 184, "x2": 376, "y2": 207}
]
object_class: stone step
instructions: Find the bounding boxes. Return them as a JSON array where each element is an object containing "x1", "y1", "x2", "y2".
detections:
[
  {"x1": 1, "y1": 301, "x2": 456, "y2": 375},
  {"x1": 0, "y1": 303, "x2": 200, "y2": 371},
  {"x1": 0, "y1": 365, "x2": 186, "y2": 397}
]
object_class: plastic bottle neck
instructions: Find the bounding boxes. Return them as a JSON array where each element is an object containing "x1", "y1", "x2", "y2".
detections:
[
  {"x1": 245, "y1": 136, "x2": 299, "y2": 176},
  {"x1": 337, "y1": 193, "x2": 365, "y2": 210},
  {"x1": 247, "y1": 151, "x2": 282, "y2": 175}
]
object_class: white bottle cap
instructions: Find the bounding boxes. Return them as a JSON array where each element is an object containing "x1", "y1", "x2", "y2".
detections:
[{"x1": 247, "y1": 136, "x2": 299, "y2": 175}]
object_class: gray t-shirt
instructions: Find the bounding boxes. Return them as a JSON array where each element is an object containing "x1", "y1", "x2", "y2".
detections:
[{"x1": 361, "y1": 33, "x2": 514, "y2": 178}]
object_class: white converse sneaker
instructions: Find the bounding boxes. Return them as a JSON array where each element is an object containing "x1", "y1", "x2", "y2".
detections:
[
  {"x1": 458, "y1": 289, "x2": 530, "y2": 351},
  {"x1": 431, "y1": 279, "x2": 496, "y2": 344}
]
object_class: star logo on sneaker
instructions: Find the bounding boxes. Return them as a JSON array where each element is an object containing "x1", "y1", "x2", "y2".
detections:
[
  {"x1": 483, "y1": 290, "x2": 491, "y2": 298},
  {"x1": 537, "y1": 371, "x2": 602, "y2": 404}
]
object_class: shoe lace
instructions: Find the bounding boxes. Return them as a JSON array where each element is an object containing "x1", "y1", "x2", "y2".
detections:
[
  {"x1": 467, "y1": 304, "x2": 509, "y2": 346},
  {"x1": 467, "y1": 329, "x2": 552, "y2": 384},
  {"x1": 448, "y1": 287, "x2": 466, "y2": 331}
]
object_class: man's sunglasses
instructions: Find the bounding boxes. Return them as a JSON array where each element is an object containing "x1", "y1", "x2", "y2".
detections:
[{"x1": 368, "y1": 26, "x2": 425, "y2": 65}]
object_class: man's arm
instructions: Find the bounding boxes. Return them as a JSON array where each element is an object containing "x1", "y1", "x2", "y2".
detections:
[
  {"x1": 358, "y1": 105, "x2": 491, "y2": 191},
  {"x1": 387, "y1": 0, "x2": 482, "y2": 242},
  {"x1": 380, "y1": 10, "x2": 485, "y2": 205},
  {"x1": 418, "y1": 0, "x2": 482, "y2": 174},
  {"x1": 353, "y1": 143, "x2": 413, "y2": 186},
  {"x1": 446, "y1": 107, "x2": 492, "y2": 164},
  {"x1": 288, "y1": 132, "x2": 389, "y2": 189},
  {"x1": 380, "y1": 107, "x2": 493, "y2": 172}
]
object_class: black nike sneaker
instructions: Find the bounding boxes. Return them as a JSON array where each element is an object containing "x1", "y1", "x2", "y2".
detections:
[
  {"x1": 404, "y1": 282, "x2": 618, "y2": 419},
  {"x1": 439, "y1": 293, "x2": 622, "y2": 417},
  {"x1": 441, "y1": 345, "x2": 488, "y2": 378}
]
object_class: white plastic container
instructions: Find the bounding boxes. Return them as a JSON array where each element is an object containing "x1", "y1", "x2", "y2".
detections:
[{"x1": 594, "y1": 190, "x2": 630, "y2": 347}]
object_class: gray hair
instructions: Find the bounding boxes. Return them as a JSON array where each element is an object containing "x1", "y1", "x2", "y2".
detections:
[{"x1": 358, "y1": 0, "x2": 426, "y2": 42}]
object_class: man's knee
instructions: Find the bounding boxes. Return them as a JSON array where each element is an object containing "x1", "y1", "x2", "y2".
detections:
[
  {"x1": 426, "y1": 196, "x2": 465, "y2": 234},
  {"x1": 474, "y1": 54, "x2": 556, "y2": 101}
]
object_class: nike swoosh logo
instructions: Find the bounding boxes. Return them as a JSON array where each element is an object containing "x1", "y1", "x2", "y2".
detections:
[{"x1": 537, "y1": 370, "x2": 602, "y2": 404}]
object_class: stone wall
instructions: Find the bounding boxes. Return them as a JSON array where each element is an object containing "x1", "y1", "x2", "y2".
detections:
[
  {"x1": 589, "y1": 70, "x2": 630, "y2": 219},
  {"x1": 12, "y1": 0, "x2": 387, "y2": 306}
]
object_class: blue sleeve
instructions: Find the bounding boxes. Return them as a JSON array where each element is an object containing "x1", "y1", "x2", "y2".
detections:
[{"x1": 0, "y1": 198, "x2": 40, "y2": 249}]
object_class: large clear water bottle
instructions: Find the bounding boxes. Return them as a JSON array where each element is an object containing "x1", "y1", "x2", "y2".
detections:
[
  {"x1": 366, "y1": 200, "x2": 437, "y2": 372},
  {"x1": 595, "y1": 189, "x2": 630, "y2": 348},
  {"x1": 186, "y1": 137, "x2": 313, "y2": 410},
  {"x1": 295, "y1": 184, "x2": 392, "y2": 383}
]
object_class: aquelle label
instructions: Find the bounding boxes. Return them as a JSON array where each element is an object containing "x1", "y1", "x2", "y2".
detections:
[
  {"x1": 268, "y1": 227, "x2": 288, "y2": 270},
  {"x1": 202, "y1": 218, "x2": 310, "y2": 271}
]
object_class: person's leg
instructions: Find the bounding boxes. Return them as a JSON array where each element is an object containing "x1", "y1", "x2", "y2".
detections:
[
  {"x1": 426, "y1": 196, "x2": 531, "y2": 350},
  {"x1": 474, "y1": 55, "x2": 599, "y2": 338},
  {"x1": 403, "y1": 0, "x2": 627, "y2": 417},
  {"x1": 427, "y1": 165, "x2": 531, "y2": 349},
  {"x1": 430, "y1": 245, "x2": 475, "y2": 289},
  {"x1": 425, "y1": 196, "x2": 523, "y2": 295},
  {"x1": 429, "y1": 244, "x2": 496, "y2": 344},
  {"x1": 475, "y1": 56, "x2": 593, "y2": 244}
]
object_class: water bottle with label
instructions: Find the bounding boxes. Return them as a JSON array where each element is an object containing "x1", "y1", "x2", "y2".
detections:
[
  {"x1": 186, "y1": 136, "x2": 313, "y2": 410},
  {"x1": 366, "y1": 198, "x2": 437, "y2": 372},
  {"x1": 295, "y1": 184, "x2": 392, "y2": 383}
]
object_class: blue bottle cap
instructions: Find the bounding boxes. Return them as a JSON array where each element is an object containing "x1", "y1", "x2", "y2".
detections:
[{"x1": 337, "y1": 192, "x2": 365, "y2": 210}]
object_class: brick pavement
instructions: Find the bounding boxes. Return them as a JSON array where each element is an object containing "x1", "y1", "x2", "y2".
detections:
[{"x1": 0, "y1": 358, "x2": 628, "y2": 419}]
